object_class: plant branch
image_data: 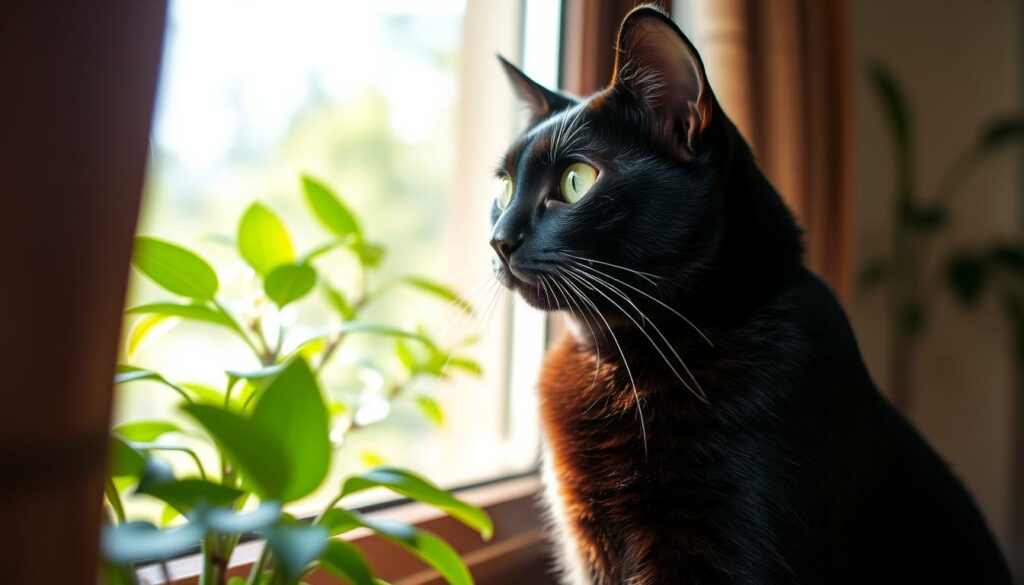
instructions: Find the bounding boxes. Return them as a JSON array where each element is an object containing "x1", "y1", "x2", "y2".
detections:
[{"x1": 105, "y1": 479, "x2": 126, "y2": 524}]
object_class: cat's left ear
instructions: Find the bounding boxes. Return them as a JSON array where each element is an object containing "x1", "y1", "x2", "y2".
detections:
[
  {"x1": 611, "y1": 7, "x2": 713, "y2": 159},
  {"x1": 498, "y1": 55, "x2": 575, "y2": 124}
]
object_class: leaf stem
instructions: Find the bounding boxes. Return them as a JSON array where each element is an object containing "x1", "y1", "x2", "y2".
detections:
[
  {"x1": 212, "y1": 299, "x2": 264, "y2": 360},
  {"x1": 105, "y1": 479, "x2": 126, "y2": 524},
  {"x1": 246, "y1": 542, "x2": 271, "y2": 585}
]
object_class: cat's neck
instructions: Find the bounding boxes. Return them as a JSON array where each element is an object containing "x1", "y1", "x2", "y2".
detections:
[{"x1": 678, "y1": 118, "x2": 806, "y2": 322}]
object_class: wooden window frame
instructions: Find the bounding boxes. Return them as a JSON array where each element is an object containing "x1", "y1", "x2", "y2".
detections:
[{"x1": 137, "y1": 476, "x2": 547, "y2": 584}]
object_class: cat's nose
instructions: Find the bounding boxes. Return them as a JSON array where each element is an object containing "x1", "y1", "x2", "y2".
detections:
[{"x1": 490, "y1": 235, "x2": 524, "y2": 263}]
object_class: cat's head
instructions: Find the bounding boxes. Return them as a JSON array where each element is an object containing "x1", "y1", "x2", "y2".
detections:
[{"x1": 489, "y1": 6, "x2": 730, "y2": 314}]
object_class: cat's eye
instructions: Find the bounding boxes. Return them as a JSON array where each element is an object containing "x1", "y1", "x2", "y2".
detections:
[
  {"x1": 560, "y1": 162, "x2": 598, "y2": 204},
  {"x1": 494, "y1": 175, "x2": 513, "y2": 210}
]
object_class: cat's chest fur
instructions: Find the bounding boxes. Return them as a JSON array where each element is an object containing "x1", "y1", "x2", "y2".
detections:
[{"x1": 536, "y1": 326, "x2": 809, "y2": 585}]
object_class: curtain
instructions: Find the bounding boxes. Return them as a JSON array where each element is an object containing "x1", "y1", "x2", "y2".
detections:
[
  {"x1": 0, "y1": 2, "x2": 167, "y2": 582},
  {"x1": 681, "y1": 0, "x2": 853, "y2": 296}
]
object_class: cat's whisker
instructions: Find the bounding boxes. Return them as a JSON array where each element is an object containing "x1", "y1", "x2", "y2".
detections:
[
  {"x1": 446, "y1": 256, "x2": 493, "y2": 283},
  {"x1": 563, "y1": 266, "x2": 707, "y2": 403},
  {"x1": 437, "y1": 277, "x2": 501, "y2": 380},
  {"x1": 554, "y1": 269, "x2": 648, "y2": 458},
  {"x1": 551, "y1": 273, "x2": 609, "y2": 413},
  {"x1": 566, "y1": 264, "x2": 709, "y2": 402},
  {"x1": 569, "y1": 259, "x2": 713, "y2": 347},
  {"x1": 433, "y1": 271, "x2": 501, "y2": 344},
  {"x1": 562, "y1": 252, "x2": 662, "y2": 284},
  {"x1": 546, "y1": 273, "x2": 602, "y2": 396}
]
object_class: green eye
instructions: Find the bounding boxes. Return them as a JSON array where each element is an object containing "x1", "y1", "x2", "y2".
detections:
[
  {"x1": 495, "y1": 175, "x2": 513, "y2": 210},
  {"x1": 560, "y1": 162, "x2": 598, "y2": 204}
]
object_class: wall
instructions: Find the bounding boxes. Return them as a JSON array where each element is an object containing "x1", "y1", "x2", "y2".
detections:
[{"x1": 848, "y1": 0, "x2": 1022, "y2": 553}]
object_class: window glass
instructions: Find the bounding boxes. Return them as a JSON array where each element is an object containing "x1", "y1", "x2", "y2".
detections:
[{"x1": 117, "y1": 0, "x2": 543, "y2": 519}]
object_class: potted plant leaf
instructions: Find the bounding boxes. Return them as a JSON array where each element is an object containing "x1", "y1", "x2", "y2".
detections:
[{"x1": 102, "y1": 175, "x2": 490, "y2": 585}]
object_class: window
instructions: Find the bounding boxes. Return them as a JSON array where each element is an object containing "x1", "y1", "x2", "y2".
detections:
[{"x1": 116, "y1": 0, "x2": 557, "y2": 522}]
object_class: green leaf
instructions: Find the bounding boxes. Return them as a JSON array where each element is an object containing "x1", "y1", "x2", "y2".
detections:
[
  {"x1": 226, "y1": 363, "x2": 286, "y2": 382},
  {"x1": 446, "y1": 356, "x2": 482, "y2": 378},
  {"x1": 400, "y1": 277, "x2": 474, "y2": 314},
  {"x1": 251, "y1": 358, "x2": 330, "y2": 502},
  {"x1": 415, "y1": 395, "x2": 444, "y2": 427},
  {"x1": 266, "y1": 524, "x2": 328, "y2": 579},
  {"x1": 115, "y1": 365, "x2": 192, "y2": 403},
  {"x1": 395, "y1": 338, "x2": 421, "y2": 372},
  {"x1": 160, "y1": 503, "x2": 181, "y2": 527},
  {"x1": 126, "y1": 302, "x2": 238, "y2": 331},
  {"x1": 317, "y1": 510, "x2": 473, "y2": 585},
  {"x1": 301, "y1": 323, "x2": 437, "y2": 352},
  {"x1": 181, "y1": 403, "x2": 290, "y2": 500},
  {"x1": 362, "y1": 518, "x2": 473, "y2": 585},
  {"x1": 114, "y1": 420, "x2": 183, "y2": 442},
  {"x1": 264, "y1": 263, "x2": 317, "y2": 308},
  {"x1": 319, "y1": 507, "x2": 364, "y2": 537},
  {"x1": 134, "y1": 454, "x2": 175, "y2": 493},
  {"x1": 350, "y1": 240, "x2": 385, "y2": 267},
  {"x1": 947, "y1": 253, "x2": 988, "y2": 306},
  {"x1": 133, "y1": 236, "x2": 219, "y2": 300},
  {"x1": 109, "y1": 435, "x2": 146, "y2": 478},
  {"x1": 342, "y1": 467, "x2": 492, "y2": 539},
  {"x1": 322, "y1": 283, "x2": 356, "y2": 320},
  {"x1": 979, "y1": 116, "x2": 1024, "y2": 152},
  {"x1": 139, "y1": 479, "x2": 244, "y2": 515},
  {"x1": 302, "y1": 175, "x2": 362, "y2": 239},
  {"x1": 301, "y1": 237, "x2": 352, "y2": 264},
  {"x1": 238, "y1": 203, "x2": 296, "y2": 276},
  {"x1": 126, "y1": 314, "x2": 177, "y2": 361},
  {"x1": 102, "y1": 521, "x2": 204, "y2": 563},
  {"x1": 320, "y1": 540, "x2": 375, "y2": 585},
  {"x1": 202, "y1": 502, "x2": 281, "y2": 533}
]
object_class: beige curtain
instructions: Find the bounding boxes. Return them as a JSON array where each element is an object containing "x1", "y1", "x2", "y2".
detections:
[{"x1": 682, "y1": 0, "x2": 854, "y2": 296}]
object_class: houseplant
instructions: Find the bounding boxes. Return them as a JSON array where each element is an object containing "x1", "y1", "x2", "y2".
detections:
[
  {"x1": 860, "y1": 62, "x2": 1024, "y2": 411},
  {"x1": 102, "y1": 175, "x2": 490, "y2": 585}
]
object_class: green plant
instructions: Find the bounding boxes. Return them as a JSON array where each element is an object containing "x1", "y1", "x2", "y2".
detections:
[
  {"x1": 102, "y1": 175, "x2": 490, "y2": 585},
  {"x1": 861, "y1": 63, "x2": 1024, "y2": 410}
]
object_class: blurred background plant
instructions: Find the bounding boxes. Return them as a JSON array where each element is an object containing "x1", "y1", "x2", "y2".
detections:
[
  {"x1": 860, "y1": 62, "x2": 1024, "y2": 411},
  {"x1": 103, "y1": 176, "x2": 489, "y2": 584}
]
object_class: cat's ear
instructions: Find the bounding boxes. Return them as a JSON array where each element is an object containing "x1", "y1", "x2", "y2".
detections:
[
  {"x1": 611, "y1": 7, "x2": 712, "y2": 159},
  {"x1": 498, "y1": 55, "x2": 574, "y2": 123}
]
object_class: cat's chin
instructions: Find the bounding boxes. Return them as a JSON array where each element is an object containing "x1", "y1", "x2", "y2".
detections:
[{"x1": 494, "y1": 267, "x2": 560, "y2": 312}]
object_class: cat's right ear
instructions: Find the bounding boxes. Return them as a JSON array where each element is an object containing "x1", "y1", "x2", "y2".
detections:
[{"x1": 498, "y1": 55, "x2": 574, "y2": 123}]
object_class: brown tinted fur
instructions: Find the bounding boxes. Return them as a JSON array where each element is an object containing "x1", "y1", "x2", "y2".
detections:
[{"x1": 539, "y1": 333, "x2": 729, "y2": 584}]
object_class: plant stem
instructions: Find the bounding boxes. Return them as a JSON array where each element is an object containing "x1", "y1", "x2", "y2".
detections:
[
  {"x1": 246, "y1": 543, "x2": 271, "y2": 585},
  {"x1": 105, "y1": 479, "x2": 126, "y2": 524},
  {"x1": 213, "y1": 299, "x2": 264, "y2": 360}
]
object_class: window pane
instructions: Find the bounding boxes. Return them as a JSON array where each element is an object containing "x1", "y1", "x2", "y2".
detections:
[{"x1": 117, "y1": 0, "x2": 538, "y2": 519}]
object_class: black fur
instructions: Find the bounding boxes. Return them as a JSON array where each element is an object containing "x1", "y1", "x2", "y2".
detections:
[{"x1": 489, "y1": 6, "x2": 1012, "y2": 584}]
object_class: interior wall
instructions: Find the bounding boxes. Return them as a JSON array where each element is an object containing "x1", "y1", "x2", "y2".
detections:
[{"x1": 848, "y1": 0, "x2": 1022, "y2": 552}]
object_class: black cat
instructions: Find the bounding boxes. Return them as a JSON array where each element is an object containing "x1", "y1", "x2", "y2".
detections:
[{"x1": 489, "y1": 6, "x2": 1012, "y2": 584}]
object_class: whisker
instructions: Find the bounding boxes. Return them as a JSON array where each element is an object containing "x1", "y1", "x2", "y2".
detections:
[
  {"x1": 563, "y1": 252, "x2": 662, "y2": 284},
  {"x1": 438, "y1": 277, "x2": 501, "y2": 380},
  {"x1": 564, "y1": 266, "x2": 708, "y2": 403},
  {"x1": 546, "y1": 274, "x2": 602, "y2": 395},
  {"x1": 554, "y1": 269, "x2": 648, "y2": 458},
  {"x1": 552, "y1": 274, "x2": 610, "y2": 414},
  {"x1": 569, "y1": 259, "x2": 713, "y2": 347}
]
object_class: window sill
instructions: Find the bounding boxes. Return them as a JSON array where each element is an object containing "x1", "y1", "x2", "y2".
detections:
[{"x1": 138, "y1": 474, "x2": 550, "y2": 584}]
